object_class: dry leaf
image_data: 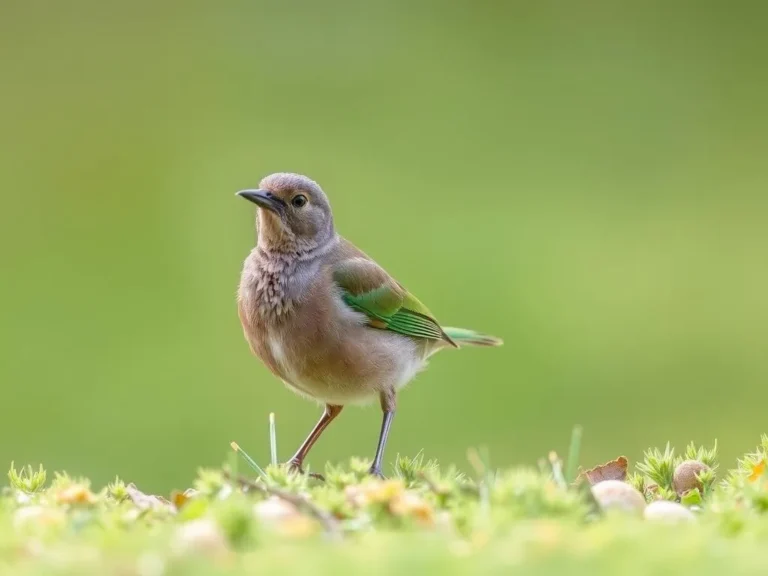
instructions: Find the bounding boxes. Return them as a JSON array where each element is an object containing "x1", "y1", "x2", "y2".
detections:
[
  {"x1": 126, "y1": 484, "x2": 173, "y2": 511},
  {"x1": 579, "y1": 456, "x2": 628, "y2": 485}
]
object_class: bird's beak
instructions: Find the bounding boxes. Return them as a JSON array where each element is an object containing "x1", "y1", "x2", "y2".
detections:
[{"x1": 235, "y1": 189, "x2": 286, "y2": 215}]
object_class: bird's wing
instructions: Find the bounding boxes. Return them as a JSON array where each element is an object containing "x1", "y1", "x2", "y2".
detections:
[{"x1": 332, "y1": 257, "x2": 456, "y2": 345}]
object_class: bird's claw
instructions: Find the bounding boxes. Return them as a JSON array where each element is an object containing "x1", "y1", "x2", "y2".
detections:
[
  {"x1": 368, "y1": 466, "x2": 386, "y2": 480},
  {"x1": 286, "y1": 459, "x2": 304, "y2": 475},
  {"x1": 285, "y1": 459, "x2": 325, "y2": 482}
]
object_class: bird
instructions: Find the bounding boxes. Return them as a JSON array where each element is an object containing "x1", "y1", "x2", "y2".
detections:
[{"x1": 236, "y1": 173, "x2": 502, "y2": 478}]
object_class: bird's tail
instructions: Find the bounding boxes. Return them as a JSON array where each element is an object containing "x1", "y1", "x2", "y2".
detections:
[{"x1": 442, "y1": 327, "x2": 503, "y2": 347}]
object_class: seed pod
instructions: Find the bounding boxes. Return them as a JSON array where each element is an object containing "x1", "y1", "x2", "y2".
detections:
[{"x1": 673, "y1": 460, "x2": 710, "y2": 496}]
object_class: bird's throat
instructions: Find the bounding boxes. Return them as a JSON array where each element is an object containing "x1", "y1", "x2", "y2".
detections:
[{"x1": 256, "y1": 211, "x2": 291, "y2": 252}]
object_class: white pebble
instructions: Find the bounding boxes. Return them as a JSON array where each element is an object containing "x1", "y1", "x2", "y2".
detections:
[
  {"x1": 13, "y1": 506, "x2": 64, "y2": 529},
  {"x1": 172, "y1": 519, "x2": 228, "y2": 556},
  {"x1": 591, "y1": 480, "x2": 646, "y2": 513},
  {"x1": 644, "y1": 500, "x2": 695, "y2": 522},
  {"x1": 254, "y1": 496, "x2": 298, "y2": 523},
  {"x1": 136, "y1": 553, "x2": 166, "y2": 576}
]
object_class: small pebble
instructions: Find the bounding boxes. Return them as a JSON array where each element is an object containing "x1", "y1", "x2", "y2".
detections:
[
  {"x1": 254, "y1": 496, "x2": 299, "y2": 523},
  {"x1": 644, "y1": 500, "x2": 695, "y2": 522},
  {"x1": 13, "y1": 506, "x2": 65, "y2": 529},
  {"x1": 591, "y1": 480, "x2": 646, "y2": 514},
  {"x1": 171, "y1": 519, "x2": 228, "y2": 557},
  {"x1": 136, "y1": 553, "x2": 166, "y2": 576}
]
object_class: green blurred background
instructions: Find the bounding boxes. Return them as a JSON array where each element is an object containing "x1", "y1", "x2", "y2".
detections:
[{"x1": 1, "y1": 1, "x2": 767, "y2": 492}]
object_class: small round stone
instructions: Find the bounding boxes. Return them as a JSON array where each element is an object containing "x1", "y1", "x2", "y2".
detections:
[
  {"x1": 673, "y1": 460, "x2": 710, "y2": 496},
  {"x1": 644, "y1": 500, "x2": 695, "y2": 522},
  {"x1": 172, "y1": 519, "x2": 229, "y2": 557},
  {"x1": 591, "y1": 480, "x2": 646, "y2": 514},
  {"x1": 254, "y1": 496, "x2": 299, "y2": 523}
]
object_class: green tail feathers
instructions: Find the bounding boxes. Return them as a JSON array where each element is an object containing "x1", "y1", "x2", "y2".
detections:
[{"x1": 442, "y1": 327, "x2": 503, "y2": 347}]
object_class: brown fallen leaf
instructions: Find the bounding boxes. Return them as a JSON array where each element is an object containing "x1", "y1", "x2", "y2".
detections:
[{"x1": 579, "y1": 456, "x2": 628, "y2": 485}]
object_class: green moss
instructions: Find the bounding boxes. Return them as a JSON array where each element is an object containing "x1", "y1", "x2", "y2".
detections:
[{"x1": 2, "y1": 438, "x2": 768, "y2": 575}]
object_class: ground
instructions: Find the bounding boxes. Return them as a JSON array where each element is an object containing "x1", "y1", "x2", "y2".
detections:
[{"x1": 2, "y1": 434, "x2": 767, "y2": 575}]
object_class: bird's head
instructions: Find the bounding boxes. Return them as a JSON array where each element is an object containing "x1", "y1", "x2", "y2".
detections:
[{"x1": 237, "y1": 173, "x2": 335, "y2": 252}]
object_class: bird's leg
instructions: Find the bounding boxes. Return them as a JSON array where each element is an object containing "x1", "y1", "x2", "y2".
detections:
[
  {"x1": 369, "y1": 392, "x2": 396, "y2": 478},
  {"x1": 286, "y1": 404, "x2": 343, "y2": 477}
]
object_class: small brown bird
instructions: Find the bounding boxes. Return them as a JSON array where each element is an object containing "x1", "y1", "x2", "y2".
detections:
[{"x1": 236, "y1": 173, "x2": 501, "y2": 477}]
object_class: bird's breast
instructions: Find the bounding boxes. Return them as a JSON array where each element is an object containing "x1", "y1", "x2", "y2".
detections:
[{"x1": 238, "y1": 253, "x2": 432, "y2": 404}]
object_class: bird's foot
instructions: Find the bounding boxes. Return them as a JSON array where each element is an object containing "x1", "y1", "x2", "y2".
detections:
[
  {"x1": 285, "y1": 459, "x2": 325, "y2": 481},
  {"x1": 286, "y1": 459, "x2": 304, "y2": 475},
  {"x1": 368, "y1": 466, "x2": 386, "y2": 480}
]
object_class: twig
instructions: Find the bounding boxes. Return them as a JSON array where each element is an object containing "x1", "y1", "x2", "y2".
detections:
[
  {"x1": 417, "y1": 471, "x2": 479, "y2": 497},
  {"x1": 222, "y1": 471, "x2": 342, "y2": 539},
  {"x1": 417, "y1": 472, "x2": 447, "y2": 497}
]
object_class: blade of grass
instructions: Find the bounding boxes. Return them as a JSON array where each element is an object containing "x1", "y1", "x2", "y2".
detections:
[
  {"x1": 269, "y1": 412, "x2": 278, "y2": 467},
  {"x1": 467, "y1": 446, "x2": 492, "y2": 523},
  {"x1": 230, "y1": 442, "x2": 267, "y2": 478},
  {"x1": 549, "y1": 451, "x2": 567, "y2": 489},
  {"x1": 227, "y1": 445, "x2": 239, "y2": 479},
  {"x1": 566, "y1": 425, "x2": 583, "y2": 484}
]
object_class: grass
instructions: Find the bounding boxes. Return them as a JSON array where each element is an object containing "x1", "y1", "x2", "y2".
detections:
[{"x1": 2, "y1": 430, "x2": 768, "y2": 576}]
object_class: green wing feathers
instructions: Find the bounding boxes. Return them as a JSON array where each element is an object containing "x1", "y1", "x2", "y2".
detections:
[
  {"x1": 332, "y1": 258, "x2": 455, "y2": 345},
  {"x1": 332, "y1": 257, "x2": 503, "y2": 347},
  {"x1": 442, "y1": 327, "x2": 503, "y2": 347}
]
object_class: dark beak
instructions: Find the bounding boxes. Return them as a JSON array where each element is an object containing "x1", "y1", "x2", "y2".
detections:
[{"x1": 236, "y1": 189, "x2": 286, "y2": 215}]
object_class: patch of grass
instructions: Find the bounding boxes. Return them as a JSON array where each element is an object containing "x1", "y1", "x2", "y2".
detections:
[{"x1": 1, "y1": 433, "x2": 768, "y2": 575}]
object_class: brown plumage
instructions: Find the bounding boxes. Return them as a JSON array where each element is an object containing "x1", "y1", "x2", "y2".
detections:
[{"x1": 236, "y1": 173, "x2": 501, "y2": 477}]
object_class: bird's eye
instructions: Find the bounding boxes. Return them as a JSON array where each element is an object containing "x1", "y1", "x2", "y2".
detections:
[{"x1": 291, "y1": 195, "x2": 308, "y2": 208}]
